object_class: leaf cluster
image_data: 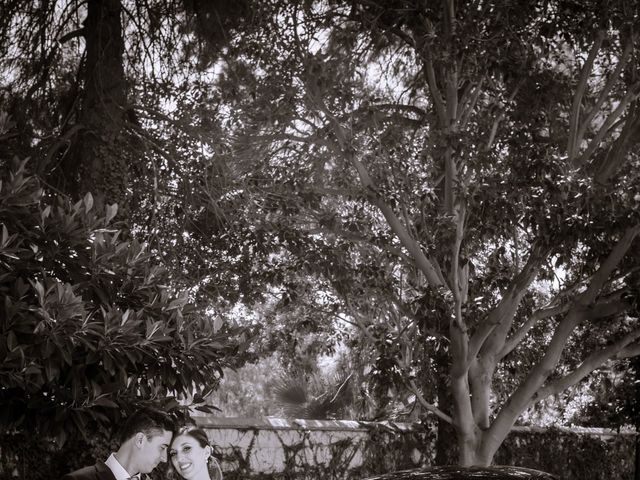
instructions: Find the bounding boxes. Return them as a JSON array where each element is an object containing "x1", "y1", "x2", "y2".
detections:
[{"x1": 0, "y1": 159, "x2": 245, "y2": 443}]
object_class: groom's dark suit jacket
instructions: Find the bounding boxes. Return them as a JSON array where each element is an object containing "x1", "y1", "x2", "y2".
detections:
[{"x1": 61, "y1": 461, "x2": 116, "y2": 480}]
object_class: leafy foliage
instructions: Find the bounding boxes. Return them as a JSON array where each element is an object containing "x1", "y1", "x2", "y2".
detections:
[
  {"x1": 496, "y1": 428, "x2": 635, "y2": 480},
  {"x1": 202, "y1": 0, "x2": 640, "y2": 464},
  {"x1": 2, "y1": 0, "x2": 640, "y2": 467},
  {"x1": 0, "y1": 159, "x2": 246, "y2": 443},
  {"x1": 273, "y1": 371, "x2": 354, "y2": 420}
]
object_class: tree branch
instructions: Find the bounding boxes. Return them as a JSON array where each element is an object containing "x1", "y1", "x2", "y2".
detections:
[
  {"x1": 350, "y1": 154, "x2": 444, "y2": 288},
  {"x1": 413, "y1": 13, "x2": 448, "y2": 127},
  {"x1": 344, "y1": 302, "x2": 379, "y2": 344},
  {"x1": 501, "y1": 296, "x2": 627, "y2": 361},
  {"x1": 295, "y1": 47, "x2": 446, "y2": 289},
  {"x1": 576, "y1": 40, "x2": 634, "y2": 144},
  {"x1": 449, "y1": 201, "x2": 468, "y2": 367},
  {"x1": 58, "y1": 27, "x2": 85, "y2": 44},
  {"x1": 486, "y1": 226, "x2": 640, "y2": 449},
  {"x1": 595, "y1": 101, "x2": 640, "y2": 183},
  {"x1": 535, "y1": 327, "x2": 640, "y2": 401},
  {"x1": 458, "y1": 77, "x2": 485, "y2": 129},
  {"x1": 616, "y1": 343, "x2": 640, "y2": 359},
  {"x1": 467, "y1": 243, "x2": 546, "y2": 364},
  {"x1": 486, "y1": 78, "x2": 525, "y2": 150},
  {"x1": 578, "y1": 224, "x2": 640, "y2": 304},
  {"x1": 574, "y1": 90, "x2": 637, "y2": 168},
  {"x1": 302, "y1": 224, "x2": 412, "y2": 265},
  {"x1": 581, "y1": 298, "x2": 629, "y2": 321},
  {"x1": 408, "y1": 379, "x2": 453, "y2": 424},
  {"x1": 567, "y1": 31, "x2": 605, "y2": 163},
  {"x1": 499, "y1": 303, "x2": 570, "y2": 359}
]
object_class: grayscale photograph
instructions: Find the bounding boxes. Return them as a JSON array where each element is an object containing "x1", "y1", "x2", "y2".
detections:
[{"x1": 1, "y1": 1, "x2": 639, "y2": 479}]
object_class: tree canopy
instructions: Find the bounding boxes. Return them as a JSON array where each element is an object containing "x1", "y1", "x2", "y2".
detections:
[
  {"x1": 204, "y1": 0, "x2": 640, "y2": 465},
  {"x1": 1, "y1": 0, "x2": 640, "y2": 468}
]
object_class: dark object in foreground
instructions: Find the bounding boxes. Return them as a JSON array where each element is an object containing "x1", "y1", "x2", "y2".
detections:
[{"x1": 363, "y1": 465, "x2": 558, "y2": 480}]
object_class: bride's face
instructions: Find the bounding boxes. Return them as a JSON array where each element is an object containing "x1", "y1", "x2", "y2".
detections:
[{"x1": 169, "y1": 433, "x2": 211, "y2": 479}]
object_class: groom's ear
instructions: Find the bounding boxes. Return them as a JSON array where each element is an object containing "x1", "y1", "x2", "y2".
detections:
[{"x1": 134, "y1": 432, "x2": 146, "y2": 448}]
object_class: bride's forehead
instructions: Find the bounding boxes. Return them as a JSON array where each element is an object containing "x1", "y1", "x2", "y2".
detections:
[{"x1": 174, "y1": 434, "x2": 199, "y2": 445}]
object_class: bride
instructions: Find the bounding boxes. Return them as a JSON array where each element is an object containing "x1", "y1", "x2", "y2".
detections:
[{"x1": 169, "y1": 425, "x2": 223, "y2": 480}]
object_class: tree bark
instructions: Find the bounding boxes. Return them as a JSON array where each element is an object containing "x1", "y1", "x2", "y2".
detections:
[
  {"x1": 434, "y1": 349, "x2": 457, "y2": 465},
  {"x1": 57, "y1": 0, "x2": 129, "y2": 208},
  {"x1": 80, "y1": 0, "x2": 128, "y2": 205}
]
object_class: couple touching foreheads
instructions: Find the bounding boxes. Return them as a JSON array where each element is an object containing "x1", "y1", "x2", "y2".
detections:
[{"x1": 62, "y1": 408, "x2": 222, "y2": 480}]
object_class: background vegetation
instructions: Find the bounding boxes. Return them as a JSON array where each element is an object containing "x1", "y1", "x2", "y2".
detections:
[{"x1": 1, "y1": 0, "x2": 639, "y2": 475}]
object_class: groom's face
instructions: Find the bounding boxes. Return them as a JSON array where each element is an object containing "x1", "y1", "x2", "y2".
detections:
[{"x1": 137, "y1": 429, "x2": 173, "y2": 473}]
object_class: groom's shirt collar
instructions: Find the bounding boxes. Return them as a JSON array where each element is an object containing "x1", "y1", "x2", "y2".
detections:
[{"x1": 105, "y1": 453, "x2": 136, "y2": 480}]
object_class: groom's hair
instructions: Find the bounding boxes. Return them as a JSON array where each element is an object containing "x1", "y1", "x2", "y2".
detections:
[{"x1": 117, "y1": 407, "x2": 175, "y2": 444}]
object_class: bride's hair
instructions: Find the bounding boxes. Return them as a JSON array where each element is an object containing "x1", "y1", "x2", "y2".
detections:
[{"x1": 169, "y1": 425, "x2": 223, "y2": 480}]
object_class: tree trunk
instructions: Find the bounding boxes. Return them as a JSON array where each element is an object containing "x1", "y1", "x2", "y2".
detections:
[
  {"x1": 80, "y1": 0, "x2": 129, "y2": 206},
  {"x1": 451, "y1": 373, "x2": 482, "y2": 466},
  {"x1": 58, "y1": 0, "x2": 129, "y2": 208},
  {"x1": 435, "y1": 358, "x2": 457, "y2": 465}
]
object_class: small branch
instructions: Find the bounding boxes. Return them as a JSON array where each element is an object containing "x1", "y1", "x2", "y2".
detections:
[
  {"x1": 356, "y1": 112, "x2": 424, "y2": 128},
  {"x1": 137, "y1": 106, "x2": 217, "y2": 143},
  {"x1": 458, "y1": 77, "x2": 485, "y2": 129},
  {"x1": 467, "y1": 243, "x2": 546, "y2": 363},
  {"x1": 581, "y1": 299, "x2": 629, "y2": 321},
  {"x1": 540, "y1": 268, "x2": 626, "y2": 310},
  {"x1": 341, "y1": 152, "x2": 445, "y2": 287},
  {"x1": 58, "y1": 27, "x2": 85, "y2": 44},
  {"x1": 343, "y1": 301, "x2": 378, "y2": 344},
  {"x1": 248, "y1": 132, "x2": 332, "y2": 149},
  {"x1": 595, "y1": 102, "x2": 640, "y2": 183},
  {"x1": 577, "y1": 41, "x2": 634, "y2": 144},
  {"x1": 126, "y1": 123, "x2": 180, "y2": 170},
  {"x1": 486, "y1": 79, "x2": 525, "y2": 150},
  {"x1": 535, "y1": 327, "x2": 640, "y2": 400},
  {"x1": 574, "y1": 91, "x2": 637, "y2": 168},
  {"x1": 429, "y1": 256, "x2": 450, "y2": 288},
  {"x1": 501, "y1": 296, "x2": 628, "y2": 360},
  {"x1": 424, "y1": 54, "x2": 448, "y2": 126},
  {"x1": 334, "y1": 313, "x2": 360, "y2": 329},
  {"x1": 579, "y1": 224, "x2": 640, "y2": 304},
  {"x1": 41, "y1": 123, "x2": 84, "y2": 172},
  {"x1": 304, "y1": 224, "x2": 412, "y2": 264},
  {"x1": 499, "y1": 303, "x2": 570, "y2": 359},
  {"x1": 567, "y1": 31, "x2": 605, "y2": 162},
  {"x1": 408, "y1": 379, "x2": 453, "y2": 424},
  {"x1": 369, "y1": 103, "x2": 428, "y2": 118},
  {"x1": 414, "y1": 16, "x2": 448, "y2": 127}
]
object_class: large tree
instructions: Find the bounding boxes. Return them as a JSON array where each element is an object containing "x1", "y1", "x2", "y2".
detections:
[
  {"x1": 3, "y1": 0, "x2": 640, "y2": 467},
  {"x1": 0, "y1": 0, "x2": 252, "y2": 215},
  {"x1": 0, "y1": 0, "x2": 259, "y2": 444},
  {"x1": 208, "y1": 0, "x2": 640, "y2": 465}
]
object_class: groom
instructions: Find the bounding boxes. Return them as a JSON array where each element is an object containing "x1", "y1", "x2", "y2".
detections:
[{"x1": 62, "y1": 408, "x2": 175, "y2": 480}]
